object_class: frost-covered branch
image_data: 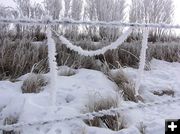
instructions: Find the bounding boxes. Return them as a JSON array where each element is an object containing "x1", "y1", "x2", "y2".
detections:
[{"x1": 52, "y1": 27, "x2": 132, "y2": 56}]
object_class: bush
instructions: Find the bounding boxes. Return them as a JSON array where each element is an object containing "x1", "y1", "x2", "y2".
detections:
[
  {"x1": 108, "y1": 69, "x2": 138, "y2": 102},
  {"x1": 98, "y1": 41, "x2": 180, "y2": 68},
  {"x1": 117, "y1": 42, "x2": 180, "y2": 68},
  {"x1": 0, "y1": 38, "x2": 48, "y2": 80},
  {"x1": 3, "y1": 116, "x2": 20, "y2": 134},
  {"x1": 21, "y1": 73, "x2": 48, "y2": 93},
  {"x1": 0, "y1": 33, "x2": 179, "y2": 80},
  {"x1": 84, "y1": 95, "x2": 124, "y2": 131}
]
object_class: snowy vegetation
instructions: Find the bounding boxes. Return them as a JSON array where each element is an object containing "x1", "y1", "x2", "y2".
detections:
[{"x1": 0, "y1": 0, "x2": 180, "y2": 134}]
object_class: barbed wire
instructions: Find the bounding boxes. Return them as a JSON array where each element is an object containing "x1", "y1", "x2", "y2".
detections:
[
  {"x1": 52, "y1": 27, "x2": 133, "y2": 56},
  {"x1": 0, "y1": 18, "x2": 180, "y2": 29},
  {"x1": 1, "y1": 97, "x2": 180, "y2": 131}
]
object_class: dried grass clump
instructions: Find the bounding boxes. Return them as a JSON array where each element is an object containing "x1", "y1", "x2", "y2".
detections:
[
  {"x1": 1, "y1": 35, "x2": 179, "y2": 80},
  {"x1": 76, "y1": 56, "x2": 102, "y2": 71},
  {"x1": 56, "y1": 42, "x2": 102, "y2": 71},
  {"x1": 3, "y1": 116, "x2": 20, "y2": 134},
  {"x1": 21, "y1": 73, "x2": 48, "y2": 93},
  {"x1": 84, "y1": 95, "x2": 123, "y2": 131},
  {"x1": 108, "y1": 69, "x2": 138, "y2": 102},
  {"x1": 54, "y1": 34, "x2": 103, "y2": 71},
  {"x1": 117, "y1": 42, "x2": 180, "y2": 67},
  {"x1": 153, "y1": 89, "x2": 175, "y2": 97},
  {"x1": 0, "y1": 38, "x2": 48, "y2": 80}
]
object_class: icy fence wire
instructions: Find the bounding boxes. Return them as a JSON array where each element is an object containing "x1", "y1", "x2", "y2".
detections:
[
  {"x1": 1, "y1": 97, "x2": 180, "y2": 131},
  {"x1": 0, "y1": 18, "x2": 179, "y2": 130},
  {"x1": 1, "y1": 18, "x2": 180, "y2": 29},
  {"x1": 51, "y1": 27, "x2": 133, "y2": 56}
]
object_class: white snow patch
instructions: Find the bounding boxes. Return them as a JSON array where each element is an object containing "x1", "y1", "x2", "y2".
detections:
[{"x1": 0, "y1": 59, "x2": 180, "y2": 134}]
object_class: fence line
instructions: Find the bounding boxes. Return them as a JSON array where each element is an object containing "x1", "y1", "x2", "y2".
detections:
[
  {"x1": 1, "y1": 18, "x2": 180, "y2": 29},
  {"x1": 0, "y1": 18, "x2": 180, "y2": 131},
  {"x1": 1, "y1": 97, "x2": 180, "y2": 131}
]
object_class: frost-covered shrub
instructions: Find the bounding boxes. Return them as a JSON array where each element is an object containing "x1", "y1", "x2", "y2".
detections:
[
  {"x1": 84, "y1": 95, "x2": 123, "y2": 131},
  {"x1": 55, "y1": 41, "x2": 102, "y2": 70},
  {"x1": 147, "y1": 42, "x2": 180, "y2": 62},
  {"x1": 21, "y1": 73, "x2": 48, "y2": 93},
  {"x1": 3, "y1": 116, "x2": 20, "y2": 134},
  {"x1": 0, "y1": 38, "x2": 48, "y2": 80},
  {"x1": 0, "y1": 33, "x2": 179, "y2": 80},
  {"x1": 108, "y1": 69, "x2": 138, "y2": 102},
  {"x1": 75, "y1": 56, "x2": 102, "y2": 70},
  {"x1": 116, "y1": 41, "x2": 180, "y2": 68},
  {"x1": 98, "y1": 41, "x2": 180, "y2": 68},
  {"x1": 0, "y1": 37, "x2": 102, "y2": 80}
]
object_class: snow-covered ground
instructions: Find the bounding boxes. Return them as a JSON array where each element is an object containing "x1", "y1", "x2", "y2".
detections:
[{"x1": 0, "y1": 59, "x2": 180, "y2": 134}]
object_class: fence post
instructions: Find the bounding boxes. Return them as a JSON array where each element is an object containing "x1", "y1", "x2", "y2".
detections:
[
  {"x1": 135, "y1": 28, "x2": 149, "y2": 97},
  {"x1": 46, "y1": 25, "x2": 58, "y2": 106}
]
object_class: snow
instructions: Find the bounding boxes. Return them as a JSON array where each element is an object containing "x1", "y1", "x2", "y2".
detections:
[{"x1": 0, "y1": 59, "x2": 180, "y2": 134}]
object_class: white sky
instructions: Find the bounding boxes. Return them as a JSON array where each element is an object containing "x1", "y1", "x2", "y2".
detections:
[{"x1": 0, "y1": 0, "x2": 180, "y2": 25}]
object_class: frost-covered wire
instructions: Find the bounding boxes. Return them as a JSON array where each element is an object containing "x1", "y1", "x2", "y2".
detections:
[
  {"x1": 135, "y1": 28, "x2": 149, "y2": 96},
  {"x1": 1, "y1": 18, "x2": 180, "y2": 29},
  {"x1": 1, "y1": 97, "x2": 180, "y2": 131},
  {"x1": 46, "y1": 26, "x2": 58, "y2": 105},
  {"x1": 52, "y1": 27, "x2": 133, "y2": 56}
]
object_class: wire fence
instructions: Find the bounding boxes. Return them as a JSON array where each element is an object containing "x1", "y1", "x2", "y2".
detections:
[
  {"x1": 1, "y1": 18, "x2": 180, "y2": 29},
  {"x1": 0, "y1": 18, "x2": 180, "y2": 131},
  {"x1": 1, "y1": 97, "x2": 180, "y2": 131}
]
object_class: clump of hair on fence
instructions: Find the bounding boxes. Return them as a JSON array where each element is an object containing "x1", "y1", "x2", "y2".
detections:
[
  {"x1": 21, "y1": 73, "x2": 48, "y2": 93},
  {"x1": 84, "y1": 95, "x2": 124, "y2": 131}
]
